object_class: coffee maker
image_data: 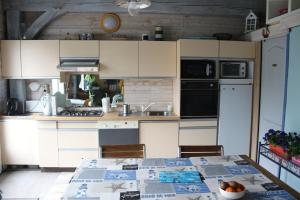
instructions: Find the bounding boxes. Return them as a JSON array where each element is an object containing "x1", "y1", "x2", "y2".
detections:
[{"x1": 7, "y1": 98, "x2": 19, "y2": 115}]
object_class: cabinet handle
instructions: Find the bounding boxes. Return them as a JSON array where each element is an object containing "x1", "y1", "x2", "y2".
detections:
[{"x1": 272, "y1": 64, "x2": 277, "y2": 67}]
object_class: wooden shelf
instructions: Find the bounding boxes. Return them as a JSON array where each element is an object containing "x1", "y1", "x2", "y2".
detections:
[{"x1": 266, "y1": 0, "x2": 300, "y2": 24}]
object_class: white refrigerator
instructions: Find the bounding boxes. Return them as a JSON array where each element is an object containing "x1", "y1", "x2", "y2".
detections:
[{"x1": 218, "y1": 83, "x2": 253, "y2": 155}]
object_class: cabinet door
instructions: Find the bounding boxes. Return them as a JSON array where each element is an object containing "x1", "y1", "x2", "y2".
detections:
[
  {"x1": 59, "y1": 150, "x2": 99, "y2": 167},
  {"x1": 60, "y1": 40, "x2": 99, "y2": 57},
  {"x1": 260, "y1": 36, "x2": 287, "y2": 129},
  {"x1": 1, "y1": 40, "x2": 22, "y2": 78},
  {"x1": 38, "y1": 121, "x2": 58, "y2": 167},
  {"x1": 140, "y1": 121, "x2": 179, "y2": 158},
  {"x1": 139, "y1": 41, "x2": 176, "y2": 78},
  {"x1": 218, "y1": 84, "x2": 252, "y2": 155},
  {"x1": 179, "y1": 128, "x2": 217, "y2": 145},
  {"x1": 180, "y1": 39, "x2": 219, "y2": 57},
  {"x1": 219, "y1": 41, "x2": 255, "y2": 59},
  {"x1": 0, "y1": 120, "x2": 38, "y2": 165},
  {"x1": 100, "y1": 41, "x2": 138, "y2": 78},
  {"x1": 21, "y1": 40, "x2": 59, "y2": 77}
]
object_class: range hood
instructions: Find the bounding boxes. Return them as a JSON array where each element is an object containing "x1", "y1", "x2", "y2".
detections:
[{"x1": 57, "y1": 57, "x2": 99, "y2": 73}]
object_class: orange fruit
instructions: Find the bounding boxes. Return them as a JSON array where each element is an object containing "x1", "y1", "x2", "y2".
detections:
[
  {"x1": 225, "y1": 186, "x2": 236, "y2": 192},
  {"x1": 236, "y1": 187, "x2": 243, "y2": 192}
]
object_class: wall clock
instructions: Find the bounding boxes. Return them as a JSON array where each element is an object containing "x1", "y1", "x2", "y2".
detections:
[{"x1": 100, "y1": 13, "x2": 121, "y2": 33}]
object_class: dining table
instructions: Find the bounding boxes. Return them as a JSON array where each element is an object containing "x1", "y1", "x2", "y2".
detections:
[{"x1": 61, "y1": 155, "x2": 300, "y2": 200}]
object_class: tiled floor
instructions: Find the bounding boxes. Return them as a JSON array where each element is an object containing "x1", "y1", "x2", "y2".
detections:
[{"x1": 0, "y1": 169, "x2": 73, "y2": 199}]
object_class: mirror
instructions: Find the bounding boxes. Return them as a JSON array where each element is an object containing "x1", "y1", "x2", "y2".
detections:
[{"x1": 66, "y1": 74, "x2": 123, "y2": 107}]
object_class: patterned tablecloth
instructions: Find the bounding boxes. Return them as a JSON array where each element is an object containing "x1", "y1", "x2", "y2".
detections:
[{"x1": 62, "y1": 155, "x2": 296, "y2": 200}]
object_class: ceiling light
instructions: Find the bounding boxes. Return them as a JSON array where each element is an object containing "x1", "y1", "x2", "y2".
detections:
[{"x1": 116, "y1": 0, "x2": 151, "y2": 16}]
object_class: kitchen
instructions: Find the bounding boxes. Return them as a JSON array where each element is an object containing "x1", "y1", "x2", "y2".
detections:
[{"x1": 0, "y1": 0, "x2": 300, "y2": 199}]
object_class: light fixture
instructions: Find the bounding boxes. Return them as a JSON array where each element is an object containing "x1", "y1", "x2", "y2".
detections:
[{"x1": 115, "y1": 0, "x2": 151, "y2": 16}]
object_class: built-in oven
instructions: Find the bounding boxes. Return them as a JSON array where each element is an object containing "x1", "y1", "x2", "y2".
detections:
[
  {"x1": 181, "y1": 60, "x2": 216, "y2": 79},
  {"x1": 180, "y1": 80, "x2": 219, "y2": 119}
]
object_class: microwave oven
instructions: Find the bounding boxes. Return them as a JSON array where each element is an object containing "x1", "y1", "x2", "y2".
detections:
[
  {"x1": 220, "y1": 61, "x2": 247, "y2": 78},
  {"x1": 181, "y1": 60, "x2": 216, "y2": 79}
]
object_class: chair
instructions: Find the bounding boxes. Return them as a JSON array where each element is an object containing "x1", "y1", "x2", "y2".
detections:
[
  {"x1": 179, "y1": 145, "x2": 224, "y2": 158},
  {"x1": 101, "y1": 144, "x2": 145, "y2": 158}
]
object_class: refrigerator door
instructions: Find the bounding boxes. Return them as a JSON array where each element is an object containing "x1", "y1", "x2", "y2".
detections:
[{"x1": 218, "y1": 84, "x2": 253, "y2": 155}]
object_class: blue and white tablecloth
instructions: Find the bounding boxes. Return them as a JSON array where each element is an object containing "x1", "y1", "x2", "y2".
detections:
[{"x1": 62, "y1": 155, "x2": 296, "y2": 200}]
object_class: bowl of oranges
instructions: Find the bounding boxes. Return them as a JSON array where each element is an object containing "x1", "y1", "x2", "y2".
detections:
[{"x1": 219, "y1": 180, "x2": 245, "y2": 199}]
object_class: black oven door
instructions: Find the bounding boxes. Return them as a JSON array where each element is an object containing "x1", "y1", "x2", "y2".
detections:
[
  {"x1": 180, "y1": 81, "x2": 219, "y2": 119},
  {"x1": 181, "y1": 60, "x2": 216, "y2": 79}
]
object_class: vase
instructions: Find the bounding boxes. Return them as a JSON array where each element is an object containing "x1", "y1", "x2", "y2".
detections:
[
  {"x1": 269, "y1": 144, "x2": 290, "y2": 159},
  {"x1": 292, "y1": 155, "x2": 300, "y2": 166}
]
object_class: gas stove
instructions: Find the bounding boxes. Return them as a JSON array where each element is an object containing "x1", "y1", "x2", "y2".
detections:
[{"x1": 58, "y1": 110, "x2": 104, "y2": 117}]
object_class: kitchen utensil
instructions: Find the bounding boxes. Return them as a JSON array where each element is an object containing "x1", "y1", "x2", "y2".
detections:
[
  {"x1": 40, "y1": 91, "x2": 52, "y2": 116},
  {"x1": 213, "y1": 33, "x2": 232, "y2": 40},
  {"x1": 102, "y1": 96, "x2": 110, "y2": 113},
  {"x1": 123, "y1": 104, "x2": 130, "y2": 116},
  {"x1": 7, "y1": 98, "x2": 19, "y2": 115}
]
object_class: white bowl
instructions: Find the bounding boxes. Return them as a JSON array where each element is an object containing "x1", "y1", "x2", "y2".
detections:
[{"x1": 219, "y1": 187, "x2": 246, "y2": 199}]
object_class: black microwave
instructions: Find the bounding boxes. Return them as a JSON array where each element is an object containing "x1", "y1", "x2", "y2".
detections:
[{"x1": 181, "y1": 60, "x2": 216, "y2": 79}]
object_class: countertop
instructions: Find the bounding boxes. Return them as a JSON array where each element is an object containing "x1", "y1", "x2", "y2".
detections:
[{"x1": 0, "y1": 112, "x2": 179, "y2": 121}]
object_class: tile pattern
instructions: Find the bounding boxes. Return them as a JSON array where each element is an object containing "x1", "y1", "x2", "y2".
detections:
[{"x1": 124, "y1": 79, "x2": 173, "y2": 111}]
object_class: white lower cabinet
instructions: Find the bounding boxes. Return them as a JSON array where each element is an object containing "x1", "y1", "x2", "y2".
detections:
[
  {"x1": 179, "y1": 119, "x2": 218, "y2": 146},
  {"x1": 140, "y1": 121, "x2": 179, "y2": 158},
  {"x1": 38, "y1": 121, "x2": 59, "y2": 167},
  {"x1": 0, "y1": 119, "x2": 38, "y2": 165},
  {"x1": 57, "y1": 121, "x2": 99, "y2": 168}
]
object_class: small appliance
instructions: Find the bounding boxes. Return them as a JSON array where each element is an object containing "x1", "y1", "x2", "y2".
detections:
[
  {"x1": 6, "y1": 98, "x2": 19, "y2": 115},
  {"x1": 181, "y1": 60, "x2": 216, "y2": 79},
  {"x1": 220, "y1": 61, "x2": 247, "y2": 79}
]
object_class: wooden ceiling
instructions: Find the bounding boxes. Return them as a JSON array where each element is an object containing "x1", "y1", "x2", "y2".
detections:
[{"x1": 3, "y1": 0, "x2": 266, "y2": 17}]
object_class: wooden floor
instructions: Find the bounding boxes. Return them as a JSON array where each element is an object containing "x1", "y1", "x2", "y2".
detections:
[{"x1": 0, "y1": 169, "x2": 73, "y2": 199}]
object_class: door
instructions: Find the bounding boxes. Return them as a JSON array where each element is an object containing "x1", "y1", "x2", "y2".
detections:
[
  {"x1": 218, "y1": 84, "x2": 253, "y2": 155},
  {"x1": 140, "y1": 121, "x2": 179, "y2": 158},
  {"x1": 21, "y1": 40, "x2": 59, "y2": 77},
  {"x1": 139, "y1": 41, "x2": 176, "y2": 77},
  {"x1": 219, "y1": 41, "x2": 255, "y2": 59},
  {"x1": 60, "y1": 40, "x2": 99, "y2": 57},
  {"x1": 1, "y1": 40, "x2": 22, "y2": 78},
  {"x1": 100, "y1": 41, "x2": 138, "y2": 78},
  {"x1": 259, "y1": 36, "x2": 287, "y2": 141},
  {"x1": 179, "y1": 39, "x2": 219, "y2": 58}
]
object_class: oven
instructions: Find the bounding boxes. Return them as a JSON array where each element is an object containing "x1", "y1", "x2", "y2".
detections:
[{"x1": 180, "y1": 80, "x2": 219, "y2": 119}]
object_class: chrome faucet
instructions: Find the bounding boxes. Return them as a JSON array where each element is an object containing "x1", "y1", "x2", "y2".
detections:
[{"x1": 141, "y1": 102, "x2": 155, "y2": 112}]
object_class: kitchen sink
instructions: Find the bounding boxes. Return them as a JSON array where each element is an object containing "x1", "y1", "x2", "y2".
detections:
[{"x1": 145, "y1": 111, "x2": 169, "y2": 116}]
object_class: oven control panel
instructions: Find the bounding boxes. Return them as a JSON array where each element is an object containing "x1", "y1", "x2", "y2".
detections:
[{"x1": 97, "y1": 121, "x2": 138, "y2": 129}]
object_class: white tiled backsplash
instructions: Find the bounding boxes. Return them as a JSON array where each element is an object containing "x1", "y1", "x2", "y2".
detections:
[{"x1": 124, "y1": 79, "x2": 173, "y2": 111}]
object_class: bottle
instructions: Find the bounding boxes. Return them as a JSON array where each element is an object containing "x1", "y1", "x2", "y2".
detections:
[{"x1": 155, "y1": 26, "x2": 163, "y2": 41}]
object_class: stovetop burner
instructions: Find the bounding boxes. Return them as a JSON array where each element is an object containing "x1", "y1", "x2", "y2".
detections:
[{"x1": 58, "y1": 110, "x2": 104, "y2": 117}]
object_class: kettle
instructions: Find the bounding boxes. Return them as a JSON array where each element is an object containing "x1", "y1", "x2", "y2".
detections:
[
  {"x1": 7, "y1": 98, "x2": 18, "y2": 116},
  {"x1": 40, "y1": 91, "x2": 52, "y2": 116}
]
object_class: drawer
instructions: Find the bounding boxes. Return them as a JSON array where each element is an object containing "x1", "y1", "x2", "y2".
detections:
[
  {"x1": 180, "y1": 119, "x2": 218, "y2": 128},
  {"x1": 58, "y1": 130, "x2": 98, "y2": 148},
  {"x1": 58, "y1": 150, "x2": 99, "y2": 167},
  {"x1": 179, "y1": 128, "x2": 217, "y2": 145},
  {"x1": 57, "y1": 121, "x2": 97, "y2": 129},
  {"x1": 37, "y1": 121, "x2": 57, "y2": 129}
]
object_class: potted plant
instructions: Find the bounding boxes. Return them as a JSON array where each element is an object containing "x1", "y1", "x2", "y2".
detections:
[{"x1": 263, "y1": 129, "x2": 300, "y2": 160}]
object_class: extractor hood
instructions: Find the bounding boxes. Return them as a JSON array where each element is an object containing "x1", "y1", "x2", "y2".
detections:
[{"x1": 57, "y1": 57, "x2": 99, "y2": 73}]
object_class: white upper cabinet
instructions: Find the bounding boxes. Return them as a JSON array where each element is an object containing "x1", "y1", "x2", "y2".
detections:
[
  {"x1": 179, "y1": 39, "x2": 219, "y2": 58},
  {"x1": 1, "y1": 40, "x2": 22, "y2": 78},
  {"x1": 100, "y1": 41, "x2": 138, "y2": 78},
  {"x1": 21, "y1": 40, "x2": 59, "y2": 78},
  {"x1": 60, "y1": 40, "x2": 99, "y2": 57},
  {"x1": 219, "y1": 41, "x2": 256, "y2": 59},
  {"x1": 139, "y1": 41, "x2": 177, "y2": 78}
]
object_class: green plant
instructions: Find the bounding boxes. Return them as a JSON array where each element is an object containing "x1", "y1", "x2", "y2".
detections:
[
  {"x1": 84, "y1": 74, "x2": 96, "y2": 103},
  {"x1": 263, "y1": 129, "x2": 300, "y2": 156}
]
